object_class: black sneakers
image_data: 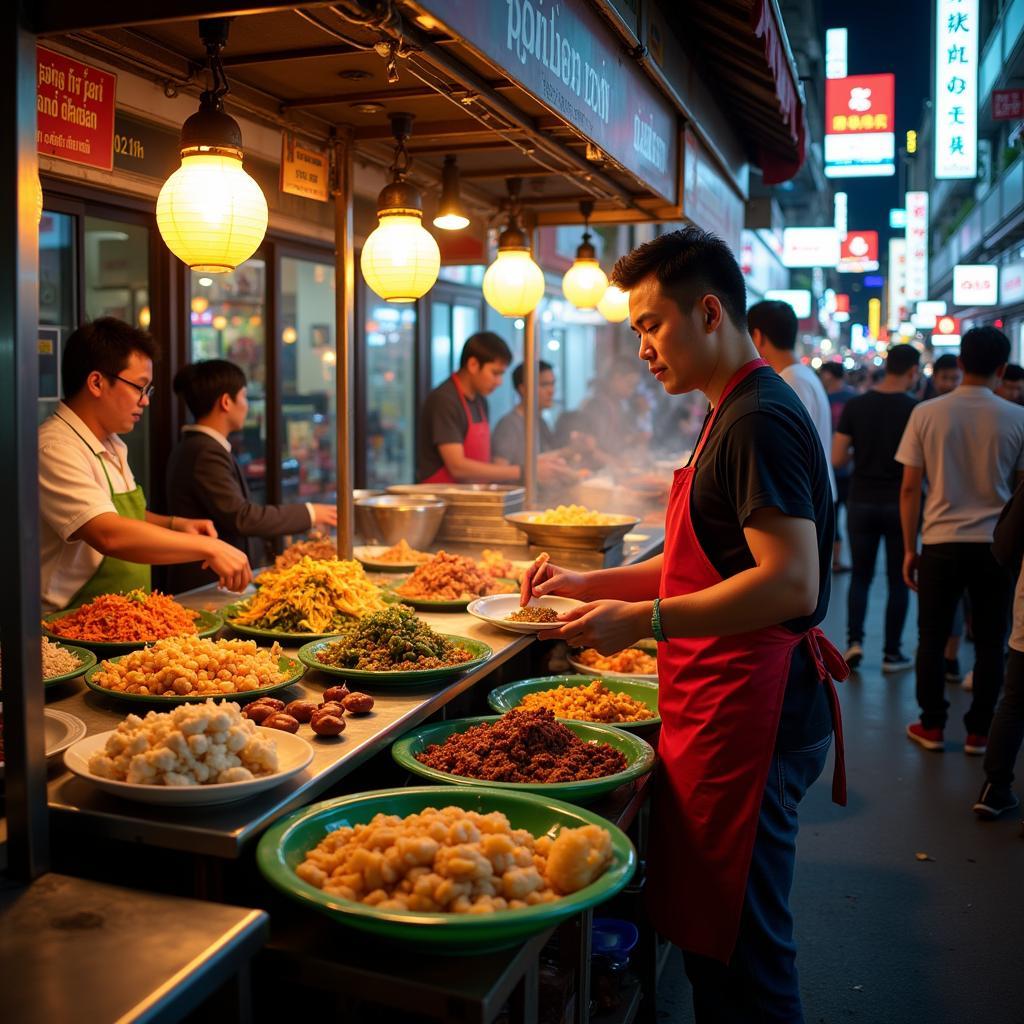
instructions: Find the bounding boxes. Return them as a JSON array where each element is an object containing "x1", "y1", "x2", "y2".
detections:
[
  {"x1": 972, "y1": 783, "x2": 1020, "y2": 819},
  {"x1": 882, "y1": 652, "x2": 913, "y2": 673},
  {"x1": 944, "y1": 658, "x2": 962, "y2": 683}
]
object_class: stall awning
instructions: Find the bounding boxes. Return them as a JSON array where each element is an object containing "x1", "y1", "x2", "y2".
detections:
[{"x1": 665, "y1": 0, "x2": 807, "y2": 185}]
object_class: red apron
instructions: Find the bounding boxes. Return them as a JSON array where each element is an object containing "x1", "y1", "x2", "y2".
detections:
[
  {"x1": 646, "y1": 357, "x2": 848, "y2": 963},
  {"x1": 422, "y1": 373, "x2": 492, "y2": 484}
]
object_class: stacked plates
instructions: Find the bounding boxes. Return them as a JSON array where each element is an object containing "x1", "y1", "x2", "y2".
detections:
[{"x1": 388, "y1": 484, "x2": 526, "y2": 545}]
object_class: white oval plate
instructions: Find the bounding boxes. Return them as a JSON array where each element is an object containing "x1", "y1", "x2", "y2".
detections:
[
  {"x1": 567, "y1": 651, "x2": 658, "y2": 683},
  {"x1": 0, "y1": 708, "x2": 87, "y2": 780},
  {"x1": 467, "y1": 594, "x2": 584, "y2": 634},
  {"x1": 353, "y1": 544, "x2": 430, "y2": 572},
  {"x1": 63, "y1": 726, "x2": 314, "y2": 806}
]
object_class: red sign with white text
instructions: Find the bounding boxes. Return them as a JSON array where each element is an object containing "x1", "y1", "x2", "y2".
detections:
[
  {"x1": 840, "y1": 231, "x2": 879, "y2": 262},
  {"x1": 37, "y1": 46, "x2": 116, "y2": 171},
  {"x1": 993, "y1": 89, "x2": 1024, "y2": 121},
  {"x1": 835, "y1": 294, "x2": 850, "y2": 314},
  {"x1": 825, "y1": 74, "x2": 896, "y2": 135},
  {"x1": 935, "y1": 315, "x2": 961, "y2": 336}
]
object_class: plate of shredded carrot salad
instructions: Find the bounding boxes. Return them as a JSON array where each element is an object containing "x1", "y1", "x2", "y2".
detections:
[
  {"x1": 42, "y1": 590, "x2": 223, "y2": 651},
  {"x1": 227, "y1": 556, "x2": 387, "y2": 640}
]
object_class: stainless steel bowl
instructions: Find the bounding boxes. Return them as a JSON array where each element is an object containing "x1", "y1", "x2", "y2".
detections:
[
  {"x1": 353, "y1": 489, "x2": 384, "y2": 502},
  {"x1": 504, "y1": 511, "x2": 640, "y2": 551},
  {"x1": 354, "y1": 495, "x2": 447, "y2": 548}
]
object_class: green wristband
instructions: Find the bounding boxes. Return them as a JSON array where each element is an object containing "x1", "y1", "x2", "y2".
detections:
[{"x1": 651, "y1": 598, "x2": 666, "y2": 642}]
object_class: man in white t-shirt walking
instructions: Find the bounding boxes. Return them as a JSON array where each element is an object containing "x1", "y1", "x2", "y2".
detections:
[
  {"x1": 897, "y1": 326, "x2": 1024, "y2": 754},
  {"x1": 749, "y1": 300, "x2": 837, "y2": 500}
]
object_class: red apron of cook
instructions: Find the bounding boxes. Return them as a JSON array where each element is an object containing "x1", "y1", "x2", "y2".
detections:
[
  {"x1": 646, "y1": 357, "x2": 848, "y2": 963},
  {"x1": 422, "y1": 373, "x2": 492, "y2": 484}
]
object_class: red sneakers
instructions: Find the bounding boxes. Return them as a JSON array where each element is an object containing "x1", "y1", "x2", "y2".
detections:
[
  {"x1": 964, "y1": 734, "x2": 988, "y2": 756},
  {"x1": 906, "y1": 721, "x2": 945, "y2": 751}
]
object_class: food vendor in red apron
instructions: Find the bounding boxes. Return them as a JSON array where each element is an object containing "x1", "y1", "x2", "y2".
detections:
[{"x1": 526, "y1": 228, "x2": 847, "y2": 1023}]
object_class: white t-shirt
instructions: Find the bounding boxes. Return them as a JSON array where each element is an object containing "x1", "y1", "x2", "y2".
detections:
[
  {"x1": 39, "y1": 403, "x2": 137, "y2": 612},
  {"x1": 896, "y1": 386, "x2": 1024, "y2": 544},
  {"x1": 779, "y1": 362, "x2": 837, "y2": 500}
]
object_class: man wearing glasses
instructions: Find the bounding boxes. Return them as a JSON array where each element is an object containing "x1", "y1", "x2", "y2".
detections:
[{"x1": 38, "y1": 317, "x2": 251, "y2": 612}]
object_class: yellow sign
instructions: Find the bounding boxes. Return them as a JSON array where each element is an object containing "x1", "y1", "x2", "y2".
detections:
[
  {"x1": 868, "y1": 298, "x2": 881, "y2": 340},
  {"x1": 280, "y1": 132, "x2": 329, "y2": 202}
]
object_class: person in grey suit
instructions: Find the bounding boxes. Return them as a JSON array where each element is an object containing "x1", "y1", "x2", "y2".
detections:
[{"x1": 166, "y1": 360, "x2": 336, "y2": 594}]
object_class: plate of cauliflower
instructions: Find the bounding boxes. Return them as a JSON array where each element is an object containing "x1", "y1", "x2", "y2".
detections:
[
  {"x1": 64, "y1": 700, "x2": 314, "y2": 805},
  {"x1": 257, "y1": 785, "x2": 636, "y2": 952}
]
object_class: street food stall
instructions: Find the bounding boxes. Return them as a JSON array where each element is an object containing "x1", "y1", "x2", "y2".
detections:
[{"x1": 1, "y1": 1, "x2": 806, "y2": 1020}]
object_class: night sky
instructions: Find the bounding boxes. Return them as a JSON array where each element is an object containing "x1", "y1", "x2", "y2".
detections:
[{"x1": 820, "y1": 0, "x2": 932, "y2": 243}]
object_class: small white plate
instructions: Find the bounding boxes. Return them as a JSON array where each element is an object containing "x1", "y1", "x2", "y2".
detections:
[
  {"x1": 467, "y1": 594, "x2": 584, "y2": 634},
  {"x1": 0, "y1": 708, "x2": 87, "y2": 780},
  {"x1": 353, "y1": 544, "x2": 430, "y2": 572},
  {"x1": 63, "y1": 727, "x2": 314, "y2": 806},
  {"x1": 567, "y1": 651, "x2": 658, "y2": 682}
]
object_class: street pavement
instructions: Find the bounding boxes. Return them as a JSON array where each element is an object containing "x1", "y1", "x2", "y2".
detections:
[{"x1": 657, "y1": 560, "x2": 1024, "y2": 1024}]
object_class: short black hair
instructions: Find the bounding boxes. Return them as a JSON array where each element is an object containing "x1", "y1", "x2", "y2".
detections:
[
  {"x1": 933, "y1": 353, "x2": 960, "y2": 372},
  {"x1": 886, "y1": 344, "x2": 921, "y2": 377},
  {"x1": 459, "y1": 331, "x2": 512, "y2": 370},
  {"x1": 818, "y1": 362, "x2": 845, "y2": 380},
  {"x1": 1003, "y1": 362, "x2": 1024, "y2": 382},
  {"x1": 173, "y1": 360, "x2": 247, "y2": 419},
  {"x1": 512, "y1": 360, "x2": 553, "y2": 391},
  {"x1": 961, "y1": 326, "x2": 1010, "y2": 376},
  {"x1": 747, "y1": 300, "x2": 798, "y2": 351},
  {"x1": 62, "y1": 317, "x2": 158, "y2": 400},
  {"x1": 610, "y1": 226, "x2": 748, "y2": 329}
]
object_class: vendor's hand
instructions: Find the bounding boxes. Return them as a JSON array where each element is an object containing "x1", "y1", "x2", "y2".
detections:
[
  {"x1": 537, "y1": 600, "x2": 649, "y2": 654},
  {"x1": 175, "y1": 516, "x2": 217, "y2": 538},
  {"x1": 537, "y1": 452, "x2": 578, "y2": 486},
  {"x1": 903, "y1": 551, "x2": 920, "y2": 592},
  {"x1": 311, "y1": 503, "x2": 338, "y2": 527},
  {"x1": 520, "y1": 557, "x2": 588, "y2": 606},
  {"x1": 202, "y1": 540, "x2": 252, "y2": 593}
]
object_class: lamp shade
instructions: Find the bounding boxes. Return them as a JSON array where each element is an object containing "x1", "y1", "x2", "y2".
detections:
[
  {"x1": 360, "y1": 212, "x2": 440, "y2": 303},
  {"x1": 562, "y1": 258, "x2": 608, "y2": 310},
  {"x1": 483, "y1": 249, "x2": 545, "y2": 317},
  {"x1": 597, "y1": 284, "x2": 630, "y2": 323},
  {"x1": 157, "y1": 153, "x2": 268, "y2": 273}
]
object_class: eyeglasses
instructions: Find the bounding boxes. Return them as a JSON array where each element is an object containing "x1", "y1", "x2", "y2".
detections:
[{"x1": 108, "y1": 374, "x2": 156, "y2": 403}]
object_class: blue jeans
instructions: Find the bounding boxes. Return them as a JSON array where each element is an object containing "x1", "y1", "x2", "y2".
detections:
[
  {"x1": 846, "y1": 501, "x2": 908, "y2": 655},
  {"x1": 683, "y1": 733, "x2": 832, "y2": 1023}
]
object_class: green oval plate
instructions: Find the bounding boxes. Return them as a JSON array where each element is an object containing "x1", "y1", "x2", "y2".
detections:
[
  {"x1": 383, "y1": 578, "x2": 517, "y2": 612},
  {"x1": 42, "y1": 608, "x2": 223, "y2": 652},
  {"x1": 224, "y1": 600, "x2": 358, "y2": 643},
  {"x1": 391, "y1": 715, "x2": 655, "y2": 804},
  {"x1": 487, "y1": 675, "x2": 661, "y2": 732},
  {"x1": 256, "y1": 785, "x2": 636, "y2": 953},
  {"x1": 297, "y1": 636, "x2": 492, "y2": 684},
  {"x1": 44, "y1": 643, "x2": 97, "y2": 687},
  {"x1": 83, "y1": 654, "x2": 305, "y2": 705}
]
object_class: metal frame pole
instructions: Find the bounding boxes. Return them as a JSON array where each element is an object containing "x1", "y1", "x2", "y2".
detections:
[
  {"x1": 333, "y1": 130, "x2": 356, "y2": 557},
  {"x1": 522, "y1": 237, "x2": 539, "y2": 507},
  {"x1": 1, "y1": 10, "x2": 48, "y2": 878}
]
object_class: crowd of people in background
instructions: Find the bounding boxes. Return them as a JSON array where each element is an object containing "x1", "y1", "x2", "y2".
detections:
[{"x1": 804, "y1": 320, "x2": 1024, "y2": 821}]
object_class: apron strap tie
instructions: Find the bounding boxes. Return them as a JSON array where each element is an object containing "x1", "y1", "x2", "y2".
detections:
[{"x1": 804, "y1": 627, "x2": 848, "y2": 807}]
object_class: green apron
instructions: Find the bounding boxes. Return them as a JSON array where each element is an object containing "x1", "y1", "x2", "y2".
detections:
[{"x1": 56, "y1": 414, "x2": 152, "y2": 609}]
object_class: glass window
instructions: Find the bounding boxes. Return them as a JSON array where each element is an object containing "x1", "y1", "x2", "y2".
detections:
[
  {"x1": 189, "y1": 260, "x2": 267, "y2": 503},
  {"x1": 38, "y1": 210, "x2": 75, "y2": 419},
  {"x1": 430, "y1": 301, "x2": 452, "y2": 388},
  {"x1": 280, "y1": 256, "x2": 336, "y2": 505},
  {"x1": 83, "y1": 216, "x2": 152, "y2": 495},
  {"x1": 364, "y1": 287, "x2": 416, "y2": 486}
]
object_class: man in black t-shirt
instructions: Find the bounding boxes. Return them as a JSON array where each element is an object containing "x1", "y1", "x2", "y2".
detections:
[
  {"x1": 833, "y1": 344, "x2": 920, "y2": 672},
  {"x1": 521, "y1": 227, "x2": 844, "y2": 1023}
]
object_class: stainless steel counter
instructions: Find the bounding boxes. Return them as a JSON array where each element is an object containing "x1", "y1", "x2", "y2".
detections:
[{"x1": 24, "y1": 530, "x2": 665, "y2": 862}]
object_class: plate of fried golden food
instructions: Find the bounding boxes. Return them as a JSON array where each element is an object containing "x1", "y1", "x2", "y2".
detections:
[
  {"x1": 227, "y1": 557, "x2": 386, "y2": 641},
  {"x1": 353, "y1": 538, "x2": 432, "y2": 572},
  {"x1": 488, "y1": 675, "x2": 660, "y2": 732},
  {"x1": 389, "y1": 551, "x2": 517, "y2": 610},
  {"x1": 568, "y1": 645, "x2": 658, "y2": 682},
  {"x1": 84, "y1": 635, "x2": 305, "y2": 705},
  {"x1": 467, "y1": 594, "x2": 584, "y2": 635},
  {"x1": 257, "y1": 785, "x2": 636, "y2": 952}
]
